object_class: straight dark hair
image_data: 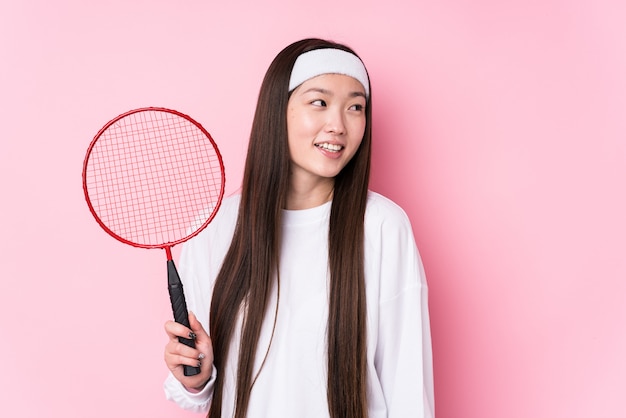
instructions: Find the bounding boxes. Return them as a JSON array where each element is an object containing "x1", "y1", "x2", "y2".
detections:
[{"x1": 208, "y1": 38, "x2": 372, "y2": 418}]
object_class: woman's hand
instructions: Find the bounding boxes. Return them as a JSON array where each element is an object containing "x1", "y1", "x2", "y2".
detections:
[{"x1": 164, "y1": 312, "x2": 214, "y2": 391}]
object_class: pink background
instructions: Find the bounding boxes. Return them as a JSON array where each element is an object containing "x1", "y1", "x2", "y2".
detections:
[{"x1": 1, "y1": 1, "x2": 625, "y2": 417}]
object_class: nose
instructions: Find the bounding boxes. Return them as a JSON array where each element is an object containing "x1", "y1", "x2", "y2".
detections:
[{"x1": 324, "y1": 108, "x2": 346, "y2": 135}]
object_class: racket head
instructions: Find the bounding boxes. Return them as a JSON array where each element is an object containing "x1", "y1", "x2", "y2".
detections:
[{"x1": 82, "y1": 107, "x2": 225, "y2": 249}]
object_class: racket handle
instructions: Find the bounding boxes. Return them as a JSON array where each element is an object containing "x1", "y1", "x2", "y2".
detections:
[{"x1": 167, "y1": 259, "x2": 201, "y2": 377}]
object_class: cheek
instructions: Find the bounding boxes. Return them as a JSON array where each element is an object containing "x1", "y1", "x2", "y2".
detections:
[
  {"x1": 287, "y1": 110, "x2": 318, "y2": 140},
  {"x1": 349, "y1": 118, "x2": 366, "y2": 142}
]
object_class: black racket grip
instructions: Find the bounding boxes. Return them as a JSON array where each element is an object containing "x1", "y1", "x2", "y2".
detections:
[{"x1": 167, "y1": 260, "x2": 201, "y2": 377}]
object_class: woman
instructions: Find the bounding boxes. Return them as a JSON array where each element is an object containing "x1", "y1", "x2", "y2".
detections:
[{"x1": 163, "y1": 38, "x2": 434, "y2": 418}]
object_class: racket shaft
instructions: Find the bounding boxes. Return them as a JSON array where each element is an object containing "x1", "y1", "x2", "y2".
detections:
[{"x1": 167, "y1": 260, "x2": 201, "y2": 376}]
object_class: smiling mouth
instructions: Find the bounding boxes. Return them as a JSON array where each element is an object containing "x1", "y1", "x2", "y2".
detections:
[{"x1": 315, "y1": 143, "x2": 343, "y2": 152}]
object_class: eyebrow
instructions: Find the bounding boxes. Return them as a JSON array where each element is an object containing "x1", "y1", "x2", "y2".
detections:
[{"x1": 301, "y1": 87, "x2": 367, "y2": 99}]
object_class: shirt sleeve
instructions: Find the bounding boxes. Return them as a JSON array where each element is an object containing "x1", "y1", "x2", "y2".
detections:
[
  {"x1": 162, "y1": 194, "x2": 240, "y2": 413},
  {"x1": 161, "y1": 231, "x2": 214, "y2": 413},
  {"x1": 161, "y1": 212, "x2": 225, "y2": 411},
  {"x1": 370, "y1": 195, "x2": 435, "y2": 417},
  {"x1": 163, "y1": 366, "x2": 217, "y2": 413},
  {"x1": 376, "y1": 281, "x2": 435, "y2": 417}
]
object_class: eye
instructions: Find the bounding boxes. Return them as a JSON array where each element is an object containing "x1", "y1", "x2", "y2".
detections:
[
  {"x1": 311, "y1": 99, "x2": 327, "y2": 107},
  {"x1": 349, "y1": 103, "x2": 365, "y2": 111}
]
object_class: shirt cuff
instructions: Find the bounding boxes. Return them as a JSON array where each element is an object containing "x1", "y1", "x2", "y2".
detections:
[{"x1": 163, "y1": 365, "x2": 217, "y2": 413}]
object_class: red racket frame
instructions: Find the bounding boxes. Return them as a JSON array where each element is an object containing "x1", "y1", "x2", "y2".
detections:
[
  {"x1": 82, "y1": 107, "x2": 225, "y2": 257},
  {"x1": 82, "y1": 107, "x2": 225, "y2": 377}
]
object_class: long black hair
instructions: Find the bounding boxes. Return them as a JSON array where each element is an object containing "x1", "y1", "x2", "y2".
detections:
[{"x1": 209, "y1": 38, "x2": 372, "y2": 418}]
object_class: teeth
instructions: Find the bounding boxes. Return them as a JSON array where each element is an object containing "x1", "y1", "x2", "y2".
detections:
[{"x1": 316, "y1": 143, "x2": 343, "y2": 152}]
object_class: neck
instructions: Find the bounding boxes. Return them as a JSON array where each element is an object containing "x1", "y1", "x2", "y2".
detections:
[{"x1": 285, "y1": 178, "x2": 334, "y2": 210}]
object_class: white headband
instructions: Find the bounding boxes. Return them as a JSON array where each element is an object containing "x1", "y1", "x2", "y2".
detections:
[{"x1": 288, "y1": 48, "x2": 370, "y2": 97}]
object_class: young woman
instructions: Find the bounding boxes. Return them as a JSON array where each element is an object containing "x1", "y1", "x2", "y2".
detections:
[{"x1": 163, "y1": 38, "x2": 434, "y2": 418}]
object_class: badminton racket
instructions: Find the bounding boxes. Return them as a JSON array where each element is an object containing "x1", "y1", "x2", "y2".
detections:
[{"x1": 82, "y1": 107, "x2": 225, "y2": 376}]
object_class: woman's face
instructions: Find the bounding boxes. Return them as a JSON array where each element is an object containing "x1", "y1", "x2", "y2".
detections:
[{"x1": 286, "y1": 73, "x2": 367, "y2": 189}]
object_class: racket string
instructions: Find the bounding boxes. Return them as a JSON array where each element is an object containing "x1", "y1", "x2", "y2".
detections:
[{"x1": 85, "y1": 109, "x2": 223, "y2": 247}]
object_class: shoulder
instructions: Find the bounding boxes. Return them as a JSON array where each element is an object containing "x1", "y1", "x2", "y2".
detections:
[
  {"x1": 218, "y1": 192, "x2": 241, "y2": 217},
  {"x1": 365, "y1": 191, "x2": 412, "y2": 230},
  {"x1": 363, "y1": 191, "x2": 426, "y2": 301},
  {"x1": 206, "y1": 192, "x2": 240, "y2": 231},
  {"x1": 364, "y1": 191, "x2": 419, "y2": 255},
  {"x1": 178, "y1": 193, "x2": 240, "y2": 288},
  {"x1": 184, "y1": 192, "x2": 240, "y2": 253}
]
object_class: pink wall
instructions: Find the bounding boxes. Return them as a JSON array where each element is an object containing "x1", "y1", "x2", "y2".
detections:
[{"x1": 1, "y1": 1, "x2": 624, "y2": 417}]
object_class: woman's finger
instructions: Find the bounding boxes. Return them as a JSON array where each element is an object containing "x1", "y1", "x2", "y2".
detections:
[
  {"x1": 188, "y1": 312, "x2": 209, "y2": 341},
  {"x1": 164, "y1": 319, "x2": 196, "y2": 341}
]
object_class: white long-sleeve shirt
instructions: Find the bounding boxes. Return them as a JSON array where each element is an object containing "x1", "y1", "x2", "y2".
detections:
[{"x1": 164, "y1": 191, "x2": 435, "y2": 417}]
